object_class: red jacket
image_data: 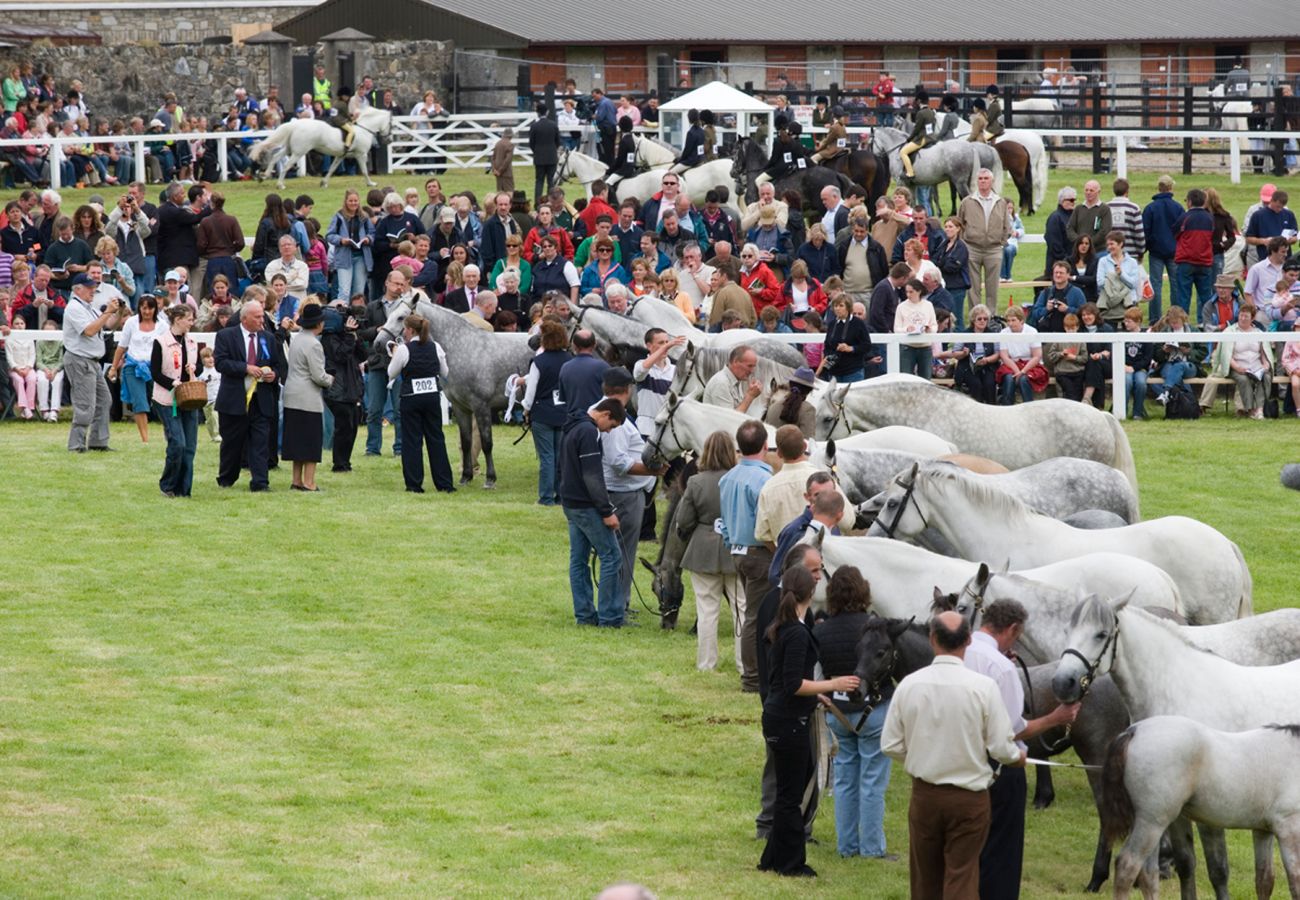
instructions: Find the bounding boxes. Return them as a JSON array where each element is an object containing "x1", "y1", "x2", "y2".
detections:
[
  {"x1": 780, "y1": 277, "x2": 829, "y2": 314},
  {"x1": 741, "y1": 262, "x2": 783, "y2": 312},
  {"x1": 1173, "y1": 207, "x2": 1215, "y2": 266},
  {"x1": 577, "y1": 197, "x2": 616, "y2": 239},
  {"x1": 522, "y1": 225, "x2": 575, "y2": 262},
  {"x1": 11, "y1": 284, "x2": 66, "y2": 314}
]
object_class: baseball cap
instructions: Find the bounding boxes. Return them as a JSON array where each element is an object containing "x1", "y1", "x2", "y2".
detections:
[
  {"x1": 1261, "y1": 183, "x2": 1277, "y2": 202},
  {"x1": 71, "y1": 273, "x2": 95, "y2": 288},
  {"x1": 164, "y1": 269, "x2": 183, "y2": 282}
]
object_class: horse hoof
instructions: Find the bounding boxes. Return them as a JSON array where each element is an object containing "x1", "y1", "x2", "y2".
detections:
[
  {"x1": 1083, "y1": 880, "x2": 1104, "y2": 893},
  {"x1": 482, "y1": 481, "x2": 496, "y2": 490},
  {"x1": 1033, "y1": 797, "x2": 1054, "y2": 810},
  {"x1": 458, "y1": 476, "x2": 472, "y2": 486}
]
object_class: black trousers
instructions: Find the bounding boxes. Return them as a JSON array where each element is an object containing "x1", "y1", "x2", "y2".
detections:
[
  {"x1": 534, "y1": 164, "x2": 556, "y2": 204},
  {"x1": 959, "y1": 361, "x2": 999, "y2": 404},
  {"x1": 400, "y1": 393, "x2": 454, "y2": 491},
  {"x1": 218, "y1": 406, "x2": 273, "y2": 489},
  {"x1": 979, "y1": 766, "x2": 1026, "y2": 900},
  {"x1": 759, "y1": 711, "x2": 813, "y2": 875},
  {"x1": 597, "y1": 127, "x2": 615, "y2": 165},
  {"x1": 326, "y1": 399, "x2": 360, "y2": 470},
  {"x1": 1083, "y1": 357, "x2": 1108, "y2": 408},
  {"x1": 1055, "y1": 370, "x2": 1084, "y2": 401}
]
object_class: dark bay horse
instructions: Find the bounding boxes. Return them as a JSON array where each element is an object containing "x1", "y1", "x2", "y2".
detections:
[
  {"x1": 730, "y1": 137, "x2": 856, "y2": 214},
  {"x1": 993, "y1": 139, "x2": 1036, "y2": 215},
  {"x1": 821, "y1": 148, "x2": 891, "y2": 213}
]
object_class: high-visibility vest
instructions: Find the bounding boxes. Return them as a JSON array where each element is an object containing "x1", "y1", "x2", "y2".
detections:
[{"x1": 313, "y1": 76, "x2": 332, "y2": 109}]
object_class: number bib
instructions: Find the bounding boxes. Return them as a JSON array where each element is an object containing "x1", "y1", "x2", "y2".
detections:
[
  {"x1": 410, "y1": 377, "x2": 439, "y2": 395},
  {"x1": 796, "y1": 157, "x2": 807, "y2": 168},
  {"x1": 836, "y1": 138, "x2": 847, "y2": 148},
  {"x1": 626, "y1": 152, "x2": 635, "y2": 164}
]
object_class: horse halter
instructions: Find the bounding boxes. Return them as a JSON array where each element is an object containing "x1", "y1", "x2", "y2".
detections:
[
  {"x1": 876, "y1": 472, "x2": 929, "y2": 539},
  {"x1": 1061, "y1": 616, "x2": 1120, "y2": 701},
  {"x1": 851, "y1": 642, "x2": 897, "y2": 732},
  {"x1": 645, "y1": 400, "x2": 685, "y2": 467}
]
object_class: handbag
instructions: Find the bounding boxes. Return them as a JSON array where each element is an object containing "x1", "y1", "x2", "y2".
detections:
[{"x1": 174, "y1": 379, "x2": 208, "y2": 411}]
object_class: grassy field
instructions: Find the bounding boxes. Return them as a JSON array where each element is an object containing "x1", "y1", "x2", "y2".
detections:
[{"x1": 0, "y1": 410, "x2": 1297, "y2": 897}]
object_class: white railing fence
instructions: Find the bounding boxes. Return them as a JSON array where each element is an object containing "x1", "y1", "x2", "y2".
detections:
[
  {"x1": 7, "y1": 118, "x2": 1300, "y2": 191},
  {"x1": 15, "y1": 328, "x2": 1293, "y2": 422}
]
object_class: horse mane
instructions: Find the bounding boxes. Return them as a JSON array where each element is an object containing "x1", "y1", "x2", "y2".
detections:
[
  {"x1": 916, "y1": 462, "x2": 1034, "y2": 524},
  {"x1": 1265, "y1": 724, "x2": 1300, "y2": 739},
  {"x1": 1120, "y1": 604, "x2": 1221, "y2": 657}
]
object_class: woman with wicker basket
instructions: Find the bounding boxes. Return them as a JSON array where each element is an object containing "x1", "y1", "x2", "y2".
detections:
[{"x1": 150, "y1": 304, "x2": 205, "y2": 497}]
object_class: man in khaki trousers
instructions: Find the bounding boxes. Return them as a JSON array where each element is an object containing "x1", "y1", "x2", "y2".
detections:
[{"x1": 958, "y1": 169, "x2": 1012, "y2": 312}]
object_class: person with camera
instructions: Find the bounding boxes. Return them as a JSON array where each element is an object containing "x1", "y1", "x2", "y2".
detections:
[
  {"x1": 1028, "y1": 261, "x2": 1085, "y2": 332},
  {"x1": 62, "y1": 273, "x2": 126, "y2": 452},
  {"x1": 150, "y1": 304, "x2": 201, "y2": 497},
  {"x1": 106, "y1": 194, "x2": 150, "y2": 305}
]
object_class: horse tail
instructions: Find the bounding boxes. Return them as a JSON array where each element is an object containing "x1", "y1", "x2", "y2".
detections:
[
  {"x1": 967, "y1": 145, "x2": 981, "y2": 196},
  {"x1": 1105, "y1": 413, "x2": 1139, "y2": 498},
  {"x1": 249, "y1": 122, "x2": 293, "y2": 162},
  {"x1": 1100, "y1": 725, "x2": 1139, "y2": 847},
  {"x1": 1231, "y1": 542, "x2": 1254, "y2": 618},
  {"x1": 1031, "y1": 139, "x2": 1048, "y2": 211},
  {"x1": 1021, "y1": 146, "x2": 1035, "y2": 214}
]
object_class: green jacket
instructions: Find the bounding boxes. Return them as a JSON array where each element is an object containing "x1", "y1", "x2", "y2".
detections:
[
  {"x1": 36, "y1": 339, "x2": 64, "y2": 371},
  {"x1": 908, "y1": 107, "x2": 936, "y2": 145}
]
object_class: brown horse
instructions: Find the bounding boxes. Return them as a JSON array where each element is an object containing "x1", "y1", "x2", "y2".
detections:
[
  {"x1": 993, "y1": 139, "x2": 1036, "y2": 215},
  {"x1": 821, "y1": 148, "x2": 892, "y2": 212}
]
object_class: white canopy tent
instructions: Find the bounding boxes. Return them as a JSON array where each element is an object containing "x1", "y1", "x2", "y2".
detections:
[{"x1": 657, "y1": 80, "x2": 774, "y2": 156}]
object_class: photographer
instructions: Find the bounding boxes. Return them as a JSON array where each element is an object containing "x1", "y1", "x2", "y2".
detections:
[
  {"x1": 62, "y1": 273, "x2": 126, "y2": 452},
  {"x1": 95, "y1": 237, "x2": 137, "y2": 309},
  {"x1": 106, "y1": 194, "x2": 150, "y2": 306},
  {"x1": 1028, "y1": 261, "x2": 1085, "y2": 332}
]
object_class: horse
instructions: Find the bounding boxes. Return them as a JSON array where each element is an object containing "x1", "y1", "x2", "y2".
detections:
[
  {"x1": 1011, "y1": 97, "x2": 1061, "y2": 167},
  {"x1": 249, "y1": 107, "x2": 393, "y2": 190},
  {"x1": 628, "y1": 294, "x2": 698, "y2": 338},
  {"x1": 852, "y1": 455, "x2": 1139, "y2": 526},
  {"x1": 667, "y1": 342, "x2": 809, "y2": 401},
  {"x1": 1055, "y1": 596, "x2": 1300, "y2": 900},
  {"x1": 867, "y1": 462, "x2": 1249, "y2": 625},
  {"x1": 632, "y1": 133, "x2": 678, "y2": 168},
  {"x1": 814, "y1": 378, "x2": 1138, "y2": 493},
  {"x1": 812, "y1": 533, "x2": 1182, "y2": 624},
  {"x1": 819, "y1": 147, "x2": 891, "y2": 212},
  {"x1": 1102, "y1": 717, "x2": 1300, "y2": 900},
  {"x1": 374, "y1": 297, "x2": 533, "y2": 488},
  {"x1": 697, "y1": 331, "x2": 807, "y2": 368},
  {"x1": 946, "y1": 118, "x2": 1047, "y2": 216},
  {"x1": 639, "y1": 457, "x2": 697, "y2": 627},
  {"x1": 570, "y1": 304, "x2": 655, "y2": 367},
  {"x1": 869, "y1": 126, "x2": 1002, "y2": 205},
  {"x1": 1207, "y1": 82, "x2": 1253, "y2": 162},
  {"x1": 729, "y1": 136, "x2": 857, "y2": 211}
]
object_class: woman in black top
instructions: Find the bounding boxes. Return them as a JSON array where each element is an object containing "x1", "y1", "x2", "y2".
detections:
[
  {"x1": 818, "y1": 294, "x2": 870, "y2": 382},
  {"x1": 389, "y1": 313, "x2": 454, "y2": 494},
  {"x1": 759, "y1": 566, "x2": 859, "y2": 878},
  {"x1": 1067, "y1": 235, "x2": 1099, "y2": 303}
]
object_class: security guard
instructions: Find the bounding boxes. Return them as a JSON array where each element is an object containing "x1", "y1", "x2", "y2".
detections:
[
  {"x1": 312, "y1": 64, "x2": 333, "y2": 110},
  {"x1": 811, "y1": 105, "x2": 850, "y2": 163},
  {"x1": 898, "y1": 88, "x2": 936, "y2": 179}
]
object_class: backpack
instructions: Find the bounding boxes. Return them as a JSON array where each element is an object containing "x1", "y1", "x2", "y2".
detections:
[{"x1": 1162, "y1": 384, "x2": 1201, "y2": 420}]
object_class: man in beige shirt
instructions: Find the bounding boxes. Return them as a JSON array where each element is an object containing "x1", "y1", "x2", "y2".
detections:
[
  {"x1": 706, "y1": 259, "x2": 757, "y2": 328},
  {"x1": 754, "y1": 426, "x2": 854, "y2": 549},
  {"x1": 461, "y1": 290, "x2": 497, "y2": 331},
  {"x1": 957, "y1": 169, "x2": 1011, "y2": 311},
  {"x1": 882, "y1": 611, "x2": 1025, "y2": 900}
]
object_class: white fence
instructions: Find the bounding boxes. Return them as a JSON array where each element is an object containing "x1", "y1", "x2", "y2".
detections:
[
  {"x1": 17, "y1": 328, "x2": 1294, "y2": 422},
  {"x1": 8, "y1": 117, "x2": 1300, "y2": 191}
]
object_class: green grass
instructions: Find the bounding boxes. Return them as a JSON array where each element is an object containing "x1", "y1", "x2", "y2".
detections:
[{"x1": 0, "y1": 412, "x2": 1297, "y2": 897}]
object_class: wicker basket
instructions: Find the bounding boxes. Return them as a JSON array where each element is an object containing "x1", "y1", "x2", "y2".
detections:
[{"x1": 174, "y1": 379, "x2": 209, "y2": 411}]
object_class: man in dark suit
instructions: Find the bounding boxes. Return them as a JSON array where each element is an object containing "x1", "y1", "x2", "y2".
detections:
[
  {"x1": 156, "y1": 181, "x2": 212, "y2": 277},
  {"x1": 214, "y1": 299, "x2": 287, "y2": 491},
  {"x1": 528, "y1": 104, "x2": 561, "y2": 207}
]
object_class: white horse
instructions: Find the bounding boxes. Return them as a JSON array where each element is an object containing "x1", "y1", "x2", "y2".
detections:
[
  {"x1": 1012, "y1": 97, "x2": 1061, "y2": 166},
  {"x1": 633, "y1": 134, "x2": 678, "y2": 168},
  {"x1": 555, "y1": 148, "x2": 733, "y2": 205},
  {"x1": 1055, "y1": 597, "x2": 1300, "y2": 899},
  {"x1": 814, "y1": 378, "x2": 1138, "y2": 492},
  {"x1": 867, "y1": 462, "x2": 1249, "y2": 625},
  {"x1": 1102, "y1": 716, "x2": 1300, "y2": 900},
  {"x1": 1207, "y1": 82, "x2": 1253, "y2": 160},
  {"x1": 249, "y1": 108, "x2": 393, "y2": 190},
  {"x1": 871, "y1": 126, "x2": 1002, "y2": 199},
  {"x1": 813, "y1": 535, "x2": 1180, "y2": 622},
  {"x1": 956, "y1": 568, "x2": 1300, "y2": 667},
  {"x1": 955, "y1": 120, "x2": 1049, "y2": 211}
]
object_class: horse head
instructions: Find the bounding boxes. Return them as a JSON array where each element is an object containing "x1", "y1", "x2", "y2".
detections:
[
  {"x1": 853, "y1": 615, "x2": 915, "y2": 705},
  {"x1": 865, "y1": 461, "x2": 928, "y2": 541},
  {"x1": 640, "y1": 557, "x2": 684, "y2": 615},
  {"x1": 1053, "y1": 591, "x2": 1131, "y2": 703},
  {"x1": 642, "y1": 390, "x2": 681, "y2": 468}
]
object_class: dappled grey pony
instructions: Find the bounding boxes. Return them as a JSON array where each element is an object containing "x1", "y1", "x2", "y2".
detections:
[
  {"x1": 377, "y1": 298, "x2": 533, "y2": 488},
  {"x1": 870, "y1": 126, "x2": 1001, "y2": 200}
]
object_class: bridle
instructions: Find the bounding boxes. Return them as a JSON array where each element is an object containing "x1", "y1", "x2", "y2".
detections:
[
  {"x1": 825, "y1": 392, "x2": 853, "y2": 439},
  {"x1": 644, "y1": 399, "x2": 686, "y2": 467},
  {"x1": 556, "y1": 145, "x2": 572, "y2": 183},
  {"x1": 1061, "y1": 614, "x2": 1120, "y2": 702},
  {"x1": 850, "y1": 640, "x2": 897, "y2": 732},
  {"x1": 875, "y1": 471, "x2": 929, "y2": 539}
]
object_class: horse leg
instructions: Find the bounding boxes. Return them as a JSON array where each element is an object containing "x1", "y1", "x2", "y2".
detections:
[
  {"x1": 1166, "y1": 817, "x2": 1198, "y2": 900},
  {"x1": 477, "y1": 404, "x2": 496, "y2": 489},
  {"x1": 1033, "y1": 762, "x2": 1056, "y2": 809},
  {"x1": 1276, "y1": 821, "x2": 1300, "y2": 900},
  {"x1": 1253, "y1": 830, "x2": 1275, "y2": 900},
  {"x1": 1198, "y1": 824, "x2": 1231, "y2": 900},
  {"x1": 453, "y1": 405, "x2": 474, "y2": 485},
  {"x1": 1115, "y1": 822, "x2": 1167, "y2": 900},
  {"x1": 321, "y1": 153, "x2": 344, "y2": 189},
  {"x1": 357, "y1": 145, "x2": 376, "y2": 187}
]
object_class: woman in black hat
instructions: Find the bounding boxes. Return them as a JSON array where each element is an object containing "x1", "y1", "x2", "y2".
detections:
[
  {"x1": 605, "y1": 116, "x2": 638, "y2": 186},
  {"x1": 282, "y1": 302, "x2": 334, "y2": 491}
]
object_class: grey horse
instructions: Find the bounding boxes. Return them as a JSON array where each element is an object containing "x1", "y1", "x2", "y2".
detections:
[
  {"x1": 870, "y1": 126, "x2": 1002, "y2": 201},
  {"x1": 669, "y1": 342, "x2": 802, "y2": 400},
  {"x1": 376, "y1": 298, "x2": 533, "y2": 488},
  {"x1": 849, "y1": 455, "x2": 1139, "y2": 524}
]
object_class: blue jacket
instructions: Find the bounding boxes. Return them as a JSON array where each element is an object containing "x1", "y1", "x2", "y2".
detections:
[
  {"x1": 1141, "y1": 192, "x2": 1185, "y2": 260},
  {"x1": 558, "y1": 352, "x2": 610, "y2": 421},
  {"x1": 890, "y1": 223, "x2": 945, "y2": 263},
  {"x1": 796, "y1": 239, "x2": 840, "y2": 282},
  {"x1": 1029, "y1": 283, "x2": 1085, "y2": 328},
  {"x1": 1043, "y1": 207, "x2": 1072, "y2": 270},
  {"x1": 931, "y1": 237, "x2": 970, "y2": 290},
  {"x1": 718, "y1": 458, "x2": 773, "y2": 548},
  {"x1": 326, "y1": 211, "x2": 374, "y2": 273}
]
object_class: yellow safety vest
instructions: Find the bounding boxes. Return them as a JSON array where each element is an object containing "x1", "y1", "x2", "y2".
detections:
[{"x1": 313, "y1": 76, "x2": 332, "y2": 109}]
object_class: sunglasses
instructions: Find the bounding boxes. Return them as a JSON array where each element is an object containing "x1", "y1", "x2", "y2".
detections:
[
  {"x1": 662, "y1": 180, "x2": 678, "y2": 186},
  {"x1": 597, "y1": 247, "x2": 612, "y2": 253}
]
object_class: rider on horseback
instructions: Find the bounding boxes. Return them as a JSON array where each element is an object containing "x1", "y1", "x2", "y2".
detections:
[
  {"x1": 968, "y1": 99, "x2": 990, "y2": 143},
  {"x1": 810, "y1": 105, "x2": 850, "y2": 164},
  {"x1": 332, "y1": 85, "x2": 357, "y2": 149},
  {"x1": 898, "y1": 88, "x2": 935, "y2": 179},
  {"x1": 605, "y1": 115, "x2": 638, "y2": 187},
  {"x1": 983, "y1": 85, "x2": 1005, "y2": 141},
  {"x1": 671, "y1": 108, "x2": 706, "y2": 175},
  {"x1": 934, "y1": 94, "x2": 961, "y2": 142},
  {"x1": 756, "y1": 116, "x2": 807, "y2": 187},
  {"x1": 700, "y1": 109, "x2": 717, "y2": 161}
]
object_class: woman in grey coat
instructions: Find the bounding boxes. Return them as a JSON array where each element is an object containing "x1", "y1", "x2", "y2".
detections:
[
  {"x1": 281, "y1": 303, "x2": 334, "y2": 491},
  {"x1": 326, "y1": 189, "x2": 375, "y2": 301},
  {"x1": 675, "y1": 430, "x2": 741, "y2": 672}
]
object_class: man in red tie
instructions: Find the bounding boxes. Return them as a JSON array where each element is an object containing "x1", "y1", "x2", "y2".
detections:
[{"x1": 212, "y1": 299, "x2": 287, "y2": 491}]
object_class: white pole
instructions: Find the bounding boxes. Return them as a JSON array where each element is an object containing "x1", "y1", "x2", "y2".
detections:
[
  {"x1": 1111, "y1": 347, "x2": 1128, "y2": 420},
  {"x1": 1115, "y1": 134, "x2": 1127, "y2": 179},
  {"x1": 217, "y1": 138, "x2": 229, "y2": 183},
  {"x1": 50, "y1": 142, "x2": 64, "y2": 189},
  {"x1": 1229, "y1": 137, "x2": 1241, "y2": 184},
  {"x1": 134, "y1": 141, "x2": 146, "y2": 185},
  {"x1": 885, "y1": 340, "x2": 900, "y2": 374}
]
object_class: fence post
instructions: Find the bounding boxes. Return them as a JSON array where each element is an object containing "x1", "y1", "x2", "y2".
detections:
[
  {"x1": 544, "y1": 80, "x2": 557, "y2": 116},
  {"x1": 217, "y1": 137, "x2": 229, "y2": 182},
  {"x1": 828, "y1": 81, "x2": 840, "y2": 109},
  {"x1": 1111, "y1": 346, "x2": 1128, "y2": 421},
  {"x1": 1115, "y1": 134, "x2": 1127, "y2": 179},
  {"x1": 1181, "y1": 85, "x2": 1194, "y2": 175},
  {"x1": 1229, "y1": 134, "x2": 1241, "y2": 184},
  {"x1": 1002, "y1": 84, "x2": 1013, "y2": 130},
  {"x1": 1141, "y1": 82, "x2": 1151, "y2": 129},
  {"x1": 134, "y1": 141, "x2": 146, "y2": 185},
  {"x1": 885, "y1": 339, "x2": 899, "y2": 374},
  {"x1": 50, "y1": 141, "x2": 63, "y2": 189},
  {"x1": 1091, "y1": 84, "x2": 1103, "y2": 172},
  {"x1": 1272, "y1": 87, "x2": 1288, "y2": 176}
]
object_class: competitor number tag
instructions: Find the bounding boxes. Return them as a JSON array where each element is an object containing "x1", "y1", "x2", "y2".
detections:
[
  {"x1": 837, "y1": 138, "x2": 847, "y2": 148},
  {"x1": 713, "y1": 517, "x2": 726, "y2": 535},
  {"x1": 782, "y1": 152, "x2": 792, "y2": 163},
  {"x1": 552, "y1": 389, "x2": 563, "y2": 405},
  {"x1": 410, "y1": 377, "x2": 439, "y2": 395},
  {"x1": 925, "y1": 123, "x2": 934, "y2": 135},
  {"x1": 832, "y1": 691, "x2": 849, "y2": 702},
  {"x1": 626, "y1": 152, "x2": 635, "y2": 163},
  {"x1": 797, "y1": 158, "x2": 807, "y2": 168}
]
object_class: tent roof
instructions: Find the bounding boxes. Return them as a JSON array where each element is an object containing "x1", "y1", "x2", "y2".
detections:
[{"x1": 658, "y1": 81, "x2": 774, "y2": 114}]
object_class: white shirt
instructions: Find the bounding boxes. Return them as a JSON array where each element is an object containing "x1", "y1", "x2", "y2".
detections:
[
  {"x1": 631, "y1": 357, "x2": 675, "y2": 434},
  {"x1": 881, "y1": 655, "x2": 1021, "y2": 791},
  {"x1": 964, "y1": 631, "x2": 1028, "y2": 750},
  {"x1": 999, "y1": 324, "x2": 1041, "y2": 361},
  {"x1": 387, "y1": 339, "x2": 449, "y2": 381},
  {"x1": 674, "y1": 262, "x2": 715, "y2": 311},
  {"x1": 589, "y1": 401, "x2": 656, "y2": 492},
  {"x1": 119, "y1": 314, "x2": 161, "y2": 361},
  {"x1": 821, "y1": 202, "x2": 844, "y2": 238}
]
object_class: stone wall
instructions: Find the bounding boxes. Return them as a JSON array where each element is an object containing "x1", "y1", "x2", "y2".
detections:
[
  {"x1": 0, "y1": 40, "x2": 453, "y2": 121},
  {"x1": 1, "y1": 6, "x2": 277, "y2": 45}
]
